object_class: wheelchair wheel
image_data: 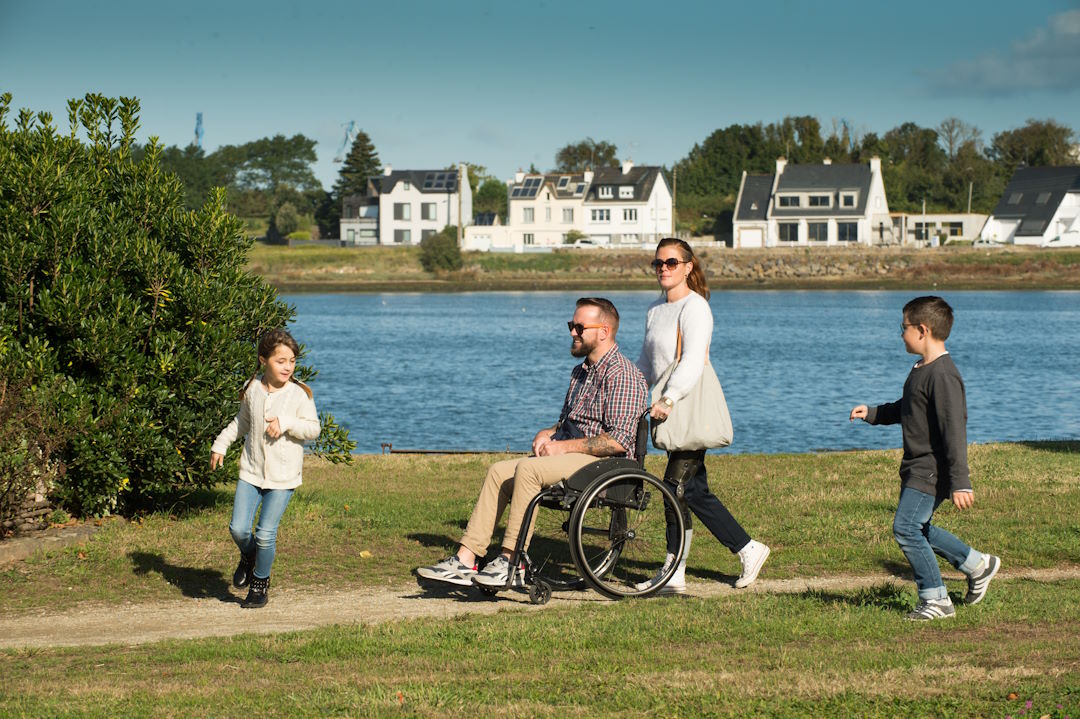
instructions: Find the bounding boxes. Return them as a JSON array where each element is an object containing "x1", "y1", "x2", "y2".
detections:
[
  {"x1": 528, "y1": 579, "x2": 552, "y2": 605},
  {"x1": 568, "y1": 469, "x2": 684, "y2": 599}
]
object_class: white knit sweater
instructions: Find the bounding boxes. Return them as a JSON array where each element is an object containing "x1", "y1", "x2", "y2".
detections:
[
  {"x1": 211, "y1": 379, "x2": 321, "y2": 490},
  {"x1": 635, "y1": 291, "x2": 713, "y2": 403}
]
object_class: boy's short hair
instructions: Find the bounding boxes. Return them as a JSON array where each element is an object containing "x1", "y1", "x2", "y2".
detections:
[
  {"x1": 903, "y1": 296, "x2": 954, "y2": 340},
  {"x1": 576, "y1": 297, "x2": 620, "y2": 335}
]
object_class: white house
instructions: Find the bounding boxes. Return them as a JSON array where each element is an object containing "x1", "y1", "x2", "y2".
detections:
[
  {"x1": 504, "y1": 170, "x2": 590, "y2": 248},
  {"x1": 339, "y1": 164, "x2": 472, "y2": 245},
  {"x1": 732, "y1": 157, "x2": 892, "y2": 247},
  {"x1": 583, "y1": 161, "x2": 671, "y2": 245},
  {"x1": 979, "y1": 166, "x2": 1080, "y2": 245}
]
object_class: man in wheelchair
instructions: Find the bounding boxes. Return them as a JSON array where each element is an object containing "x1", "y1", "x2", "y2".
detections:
[{"x1": 418, "y1": 297, "x2": 648, "y2": 589}]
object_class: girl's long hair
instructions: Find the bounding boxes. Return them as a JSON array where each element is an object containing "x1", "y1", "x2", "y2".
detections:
[
  {"x1": 239, "y1": 329, "x2": 312, "y2": 399},
  {"x1": 656, "y1": 237, "x2": 710, "y2": 300}
]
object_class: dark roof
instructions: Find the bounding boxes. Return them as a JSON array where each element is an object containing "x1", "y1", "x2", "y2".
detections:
[
  {"x1": 473, "y1": 212, "x2": 498, "y2": 226},
  {"x1": 771, "y1": 163, "x2": 872, "y2": 217},
  {"x1": 585, "y1": 165, "x2": 665, "y2": 203},
  {"x1": 508, "y1": 172, "x2": 589, "y2": 201},
  {"x1": 990, "y1": 166, "x2": 1080, "y2": 236},
  {"x1": 372, "y1": 170, "x2": 459, "y2": 194},
  {"x1": 734, "y1": 174, "x2": 773, "y2": 221}
]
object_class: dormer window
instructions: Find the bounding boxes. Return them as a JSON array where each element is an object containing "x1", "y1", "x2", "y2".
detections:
[
  {"x1": 840, "y1": 192, "x2": 857, "y2": 208},
  {"x1": 778, "y1": 195, "x2": 800, "y2": 207},
  {"x1": 808, "y1": 195, "x2": 830, "y2": 207},
  {"x1": 619, "y1": 186, "x2": 633, "y2": 199},
  {"x1": 599, "y1": 186, "x2": 613, "y2": 198}
]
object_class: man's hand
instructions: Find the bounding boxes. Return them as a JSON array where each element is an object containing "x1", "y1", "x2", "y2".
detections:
[
  {"x1": 532, "y1": 428, "x2": 555, "y2": 457},
  {"x1": 952, "y1": 490, "x2": 974, "y2": 510},
  {"x1": 849, "y1": 405, "x2": 868, "y2": 422},
  {"x1": 536, "y1": 439, "x2": 569, "y2": 457}
]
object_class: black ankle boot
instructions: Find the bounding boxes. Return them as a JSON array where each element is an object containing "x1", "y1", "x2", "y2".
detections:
[
  {"x1": 241, "y1": 575, "x2": 270, "y2": 608},
  {"x1": 232, "y1": 552, "x2": 255, "y2": 589}
]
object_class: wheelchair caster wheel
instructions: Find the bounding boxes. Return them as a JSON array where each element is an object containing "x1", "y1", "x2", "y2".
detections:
[
  {"x1": 478, "y1": 585, "x2": 499, "y2": 598},
  {"x1": 528, "y1": 580, "x2": 552, "y2": 605}
]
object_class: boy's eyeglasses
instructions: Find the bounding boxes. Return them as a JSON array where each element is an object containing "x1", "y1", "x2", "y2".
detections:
[
  {"x1": 901, "y1": 323, "x2": 918, "y2": 334},
  {"x1": 651, "y1": 258, "x2": 687, "y2": 271},
  {"x1": 568, "y1": 322, "x2": 605, "y2": 335}
]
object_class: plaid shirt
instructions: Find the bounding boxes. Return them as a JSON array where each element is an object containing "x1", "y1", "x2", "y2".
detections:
[{"x1": 558, "y1": 343, "x2": 648, "y2": 458}]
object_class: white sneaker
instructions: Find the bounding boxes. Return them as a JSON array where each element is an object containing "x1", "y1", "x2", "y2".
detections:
[
  {"x1": 634, "y1": 553, "x2": 685, "y2": 594},
  {"x1": 416, "y1": 556, "x2": 478, "y2": 586},
  {"x1": 735, "y1": 540, "x2": 770, "y2": 588}
]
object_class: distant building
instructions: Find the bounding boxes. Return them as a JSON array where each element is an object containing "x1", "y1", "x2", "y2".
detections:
[
  {"x1": 979, "y1": 166, "x2": 1080, "y2": 245},
  {"x1": 505, "y1": 170, "x2": 590, "y2": 248},
  {"x1": 732, "y1": 157, "x2": 892, "y2": 247},
  {"x1": 891, "y1": 212, "x2": 987, "y2": 245},
  {"x1": 583, "y1": 161, "x2": 672, "y2": 246},
  {"x1": 339, "y1": 164, "x2": 472, "y2": 245}
]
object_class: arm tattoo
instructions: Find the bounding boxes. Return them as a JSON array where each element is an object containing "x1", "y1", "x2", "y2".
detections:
[{"x1": 582, "y1": 433, "x2": 625, "y2": 457}]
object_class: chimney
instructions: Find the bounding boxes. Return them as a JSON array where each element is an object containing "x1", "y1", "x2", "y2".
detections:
[
  {"x1": 584, "y1": 169, "x2": 594, "y2": 185},
  {"x1": 622, "y1": 159, "x2": 634, "y2": 175},
  {"x1": 514, "y1": 169, "x2": 525, "y2": 183},
  {"x1": 382, "y1": 165, "x2": 393, "y2": 176},
  {"x1": 869, "y1": 156, "x2": 881, "y2": 174},
  {"x1": 776, "y1": 157, "x2": 787, "y2": 175},
  {"x1": 822, "y1": 157, "x2": 832, "y2": 165}
]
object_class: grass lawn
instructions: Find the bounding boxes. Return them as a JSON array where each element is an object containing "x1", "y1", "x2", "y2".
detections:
[{"x1": 1, "y1": 442, "x2": 1078, "y2": 717}]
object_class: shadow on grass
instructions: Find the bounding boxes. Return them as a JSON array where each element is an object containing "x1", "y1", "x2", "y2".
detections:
[
  {"x1": 685, "y1": 567, "x2": 739, "y2": 587},
  {"x1": 800, "y1": 581, "x2": 912, "y2": 611},
  {"x1": 1018, "y1": 440, "x2": 1080, "y2": 455},
  {"x1": 128, "y1": 551, "x2": 238, "y2": 603}
]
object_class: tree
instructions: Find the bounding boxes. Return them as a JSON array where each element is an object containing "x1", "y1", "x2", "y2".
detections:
[
  {"x1": 273, "y1": 202, "x2": 301, "y2": 236},
  {"x1": 474, "y1": 178, "x2": 508, "y2": 219},
  {"x1": 332, "y1": 130, "x2": 380, "y2": 200},
  {"x1": 937, "y1": 118, "x2": 980, "y2": 161},
  {"x1": 555, "y1": 138, "x2": 618, "y2": 172},
  {"x1": 227, "y1": 134, "x2": 321, "y2": 193},
  {"x1": 989, "y1": 119, "x2": 1076, "y2": 175},
  {"x1": 0, "y1": 93, "x2": 353, "y2": 516},
  {"x1": 419, "y1": 226, "x2": 462, "y2": 272}
]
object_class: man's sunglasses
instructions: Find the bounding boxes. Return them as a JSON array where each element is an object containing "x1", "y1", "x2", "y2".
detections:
[
  {"x1": 651, "y1": 258, "x2": 687, "y2": 271},
  {"x1": 568, "y1": 321, "x2": 606, "y2": 335}
]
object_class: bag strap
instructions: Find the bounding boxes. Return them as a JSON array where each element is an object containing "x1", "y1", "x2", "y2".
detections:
[{"x1": 675, "y1": 320, "x2": 683, "y2": 362}]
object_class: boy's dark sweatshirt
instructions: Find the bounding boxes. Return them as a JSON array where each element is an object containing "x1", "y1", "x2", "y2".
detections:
[{"x1": 865, "y1": 353, "x2": 972, "y2": 497}]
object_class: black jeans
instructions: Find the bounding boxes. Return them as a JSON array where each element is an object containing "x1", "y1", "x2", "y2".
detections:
[{"x1": 663, "y1": 449, "x2": 751, "y2": 555}]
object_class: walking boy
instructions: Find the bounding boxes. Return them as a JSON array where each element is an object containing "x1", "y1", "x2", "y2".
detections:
[{"x1": 850, "y1": 296, "x2": 1000, "y2": 621}]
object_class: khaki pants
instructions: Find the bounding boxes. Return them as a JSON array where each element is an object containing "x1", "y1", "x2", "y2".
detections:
[{"x1": 460, "y1": 453, "x2": 597, "y2": 557}]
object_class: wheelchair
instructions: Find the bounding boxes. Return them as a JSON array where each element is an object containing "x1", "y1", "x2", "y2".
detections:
[{"x1": 478, "y1": 412, "x2": 685, "y2": 604}]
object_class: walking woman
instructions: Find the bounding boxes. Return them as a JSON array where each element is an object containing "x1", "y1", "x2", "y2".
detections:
[{"x1": 635, "y1": 238, "x2": 770, "y2": 593}]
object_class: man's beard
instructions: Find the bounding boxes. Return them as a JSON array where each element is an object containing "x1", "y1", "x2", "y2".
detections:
[{"x1": 570, "y1": 338, "x2": 591, "y2": 358}]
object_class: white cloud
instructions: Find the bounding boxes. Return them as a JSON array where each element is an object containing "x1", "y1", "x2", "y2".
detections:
[{"x1": 924, "y1": 9, "x2": 1080, "y2": 96}]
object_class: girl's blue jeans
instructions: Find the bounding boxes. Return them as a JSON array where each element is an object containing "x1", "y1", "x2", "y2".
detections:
[
  {"x1": 893, "y1": 487, "x2": 984, "y2": 601},
  {"x1": 229, "y1": 479, "x2": 294, "y2": 580}
]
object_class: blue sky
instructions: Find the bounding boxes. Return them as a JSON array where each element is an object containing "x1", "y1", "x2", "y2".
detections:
[{"x1": 3, "y1": 0, "x2": 1079, "y2": 189}]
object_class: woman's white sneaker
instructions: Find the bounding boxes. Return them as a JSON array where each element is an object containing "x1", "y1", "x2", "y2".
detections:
[{"x1": 735, "y1": 540, "x2": 770, "y2": 588}]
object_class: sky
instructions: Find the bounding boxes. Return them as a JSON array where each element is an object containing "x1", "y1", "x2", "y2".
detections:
[{"x1": 3, "y1": 0, "x2": 1079, "y2": 189}]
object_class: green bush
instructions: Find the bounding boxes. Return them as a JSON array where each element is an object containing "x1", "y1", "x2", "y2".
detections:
[
  {"x1": 419, "y1": 226, "x2": 463, "y2": 272},
  {"x1": 287, "y1": 230, "x2": 312, "y2": 241},
  {"x1": 273, "y1": 201, "x2": 301, "y2": 236},
  {"x1": 0, "y1": 93, "x2": 353, "y2": 516}
]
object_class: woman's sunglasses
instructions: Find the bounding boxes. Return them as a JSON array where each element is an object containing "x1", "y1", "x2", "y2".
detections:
[{"x1": 651, "y1": 258, "x2": 687, "y2": 271}]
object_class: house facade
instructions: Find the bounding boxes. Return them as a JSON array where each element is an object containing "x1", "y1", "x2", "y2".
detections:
[
  {"x1": 505, "y1": 170, "x2": 590, "y2": 248},
  {"x1": 732, "y1": 157, "x2": 892, "y2": 248},
  {"x1": 979, "y1": 166, "x2": 1080, "y2": 245},
  {"x1": 583, "y1": 161, "x2": 672, "y2": 245},
  {"x1": 339, "y1": 164, "x2": 472, "y2": 245}
]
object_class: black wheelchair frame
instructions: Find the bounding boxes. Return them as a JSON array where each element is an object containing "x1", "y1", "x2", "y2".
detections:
[{"x1": 479, "y1": 412, "x2": 686, "y2": 604}]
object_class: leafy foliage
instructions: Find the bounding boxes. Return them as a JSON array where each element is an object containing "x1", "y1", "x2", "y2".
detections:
[
  {"x1": 419, "y1": 226, "x2": 462, "y2": 272},
  {"x1": 473, "y1": 178, "x2": 508, "y2": 219},
  {"x1": 555, "y1": 138, "x2": 619, "y2": 172},
  {"x1": 0, "y1": 93, "x2": 353, "y2": 516}
]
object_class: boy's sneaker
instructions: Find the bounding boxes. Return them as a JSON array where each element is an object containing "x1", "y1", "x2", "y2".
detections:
[
  {"x1": 964, "y1": 555, "x2": 1001, "y2": 605},
  {"x1": 416, "y1": 556, "x2": 478, "y2": 586},
  {"x1": 473, "y1": 555, "x2": 512, "y2": 588},
  {"x1": 735, "y1": 540, "x2": 770, "y2": 588},
  {"x1": 905, "y1": 598, "x2": 955, "y2": 621}
]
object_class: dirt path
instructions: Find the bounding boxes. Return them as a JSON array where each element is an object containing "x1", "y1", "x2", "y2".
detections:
[{"x1": 2, "y1": 567, "x2": 1075, "y2": 650}]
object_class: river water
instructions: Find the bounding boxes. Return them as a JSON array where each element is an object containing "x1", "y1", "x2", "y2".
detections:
[{"x1": 284, "y1": 290, "x2": 1080, "y2": 455}]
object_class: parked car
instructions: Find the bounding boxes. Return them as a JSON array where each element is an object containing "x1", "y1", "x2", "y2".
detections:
[
  {"x1": 973, "y1": 237, "x2": 1005, "y2": 249},
  {"x1": 1041, "y1": 231, "x2": 1080, "y2": 248}
]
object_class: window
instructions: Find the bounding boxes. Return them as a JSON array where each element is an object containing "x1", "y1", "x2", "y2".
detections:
[
  {"x1": 1036, "y1": 192, "x2": 1052, "y2": 204},
  {"x1": 623, "y1": 233, "x2": 639, "y2": 242},
  {"x1": 574, "y1": 183, "x2": 586, "y2": 196},
  {"x1": 947, "y1": 222, "x2": 963, "y2": 237},
  {"x1": 421, "y1": 229, "x2": 436, "y2": 240},
  {"x1": 841, "y1": 193, "x2": 857, "y2": 208},
  {"x1": 545, "y1": 207, "x2": 551, "y2": 222},
  {"x1": 623, "y1": 208, "x2": 638, "y2": 222},
  {"x1": 808, "y1": 195, "x2": 830, "y2": 207},
  {"x1": 403, "y1": 181, "x2": 410, "y2": 191},
  {"x1": 778, "y1": 195, "x2": 800, "y2": 207},
  {"x1": 344, "y1": 206, "x2": 354, "y2": 219},
  {"x1": 598, "y1": 186, "x2": 613, "y2": 198},
  {"x1": 914, "y1": 222, "x2": 931, "y2": 241},
  {"x1": 1007, "y1": 193, "x2": 1023, "y2": 205},
  {"x1": 838, "y1": 222, "x2": 858, "y2": 242},
  {"x1": 393, "y1": 203, "x2": 411, "y2": 220},
  {"x1": 807, "y1": 222, "x2": 828, "y2": 242},
  {"x1": 394, "y1": 229, "x2": 411, "y2": 244},
  {"x1": 557, "y1": 176, "x2": 570, "y2": 190},
  {"x1": 619, "y1": 186, "x2": 633, "y2": 199},
  {"x1": 562, "y1": 208, "x2": 574, "y2": 223},
  {"x1": 523, "y1": 207, "x2": 534, "y2": 223},
  {"x1": 421, "y1": 202, "x2": 437, "y2": 221},
  {"x1": 347, "y1": 229, "x2": 355, "y2": 242},
  {"x1": 591, "y1": 209, "x2": 610, "y2": 222},
  {"x1": 523, "y1": 233, "x2": 534, "y2": 245},
  {"x1": 778, "y1": 222, "x2": 798, "y2": 242}
]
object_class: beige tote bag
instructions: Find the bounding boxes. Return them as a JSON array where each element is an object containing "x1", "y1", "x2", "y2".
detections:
[{"x1": 650, "y1": 322, "x2": 733, "y2": 451}]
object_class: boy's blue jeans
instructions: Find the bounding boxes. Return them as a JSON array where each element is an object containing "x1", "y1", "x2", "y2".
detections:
[
  {"x1": 893, "y1": 487, "x2": 985, "y2": 601},
  {"x1": 229, "y1": 480, "x2": 294, "y2": 580}
]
